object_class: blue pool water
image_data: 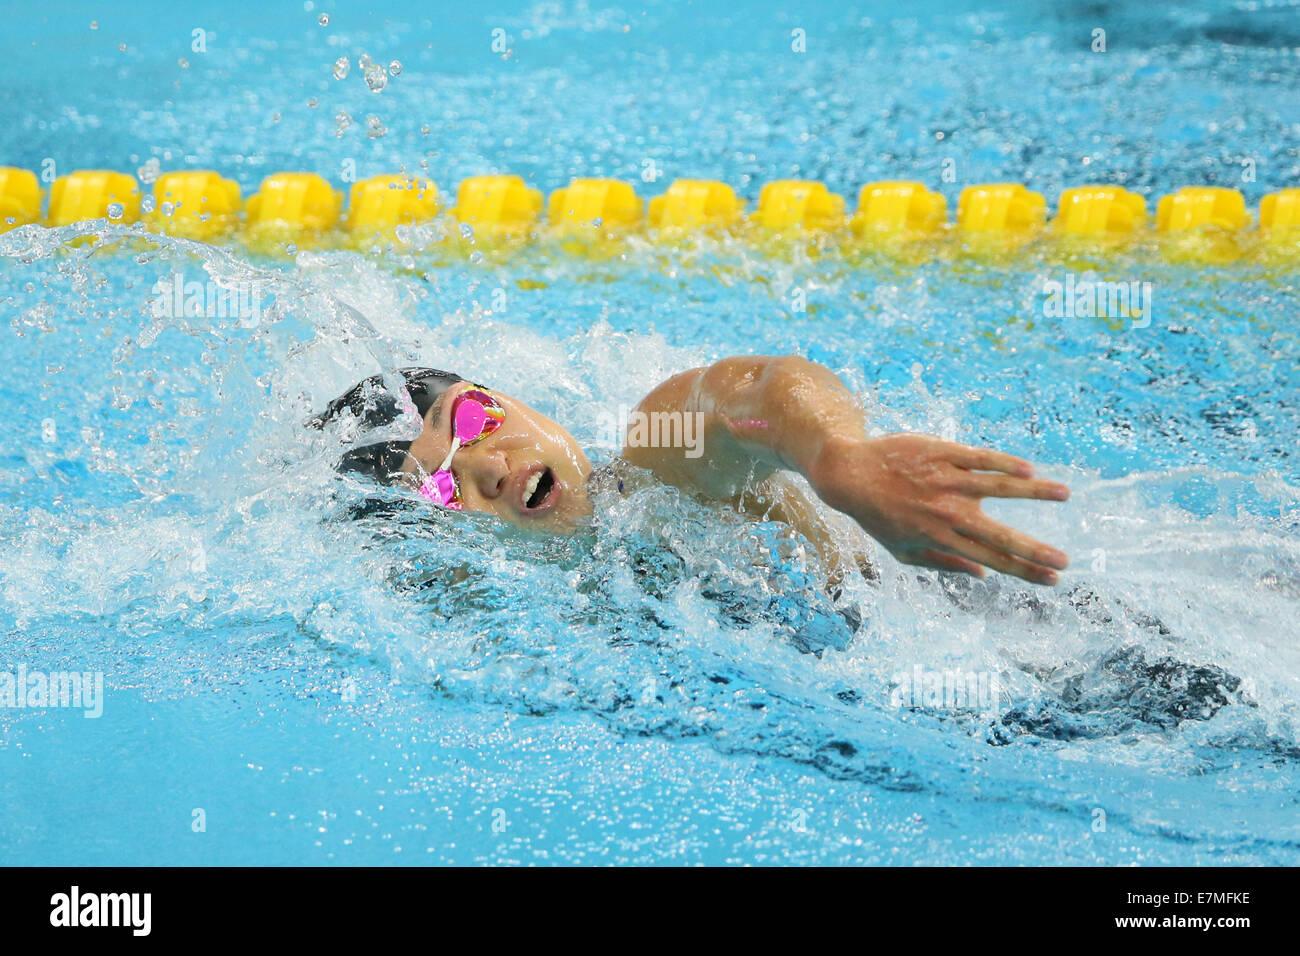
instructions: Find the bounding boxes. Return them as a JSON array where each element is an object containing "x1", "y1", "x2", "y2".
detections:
[{"x1": 2, "y1": 0, "x2": 1299, "y2": 865}]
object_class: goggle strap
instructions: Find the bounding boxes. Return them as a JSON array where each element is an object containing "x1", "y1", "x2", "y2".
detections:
[{"x1": 437, "y1": 435, "x2": 461, "y2": 473}]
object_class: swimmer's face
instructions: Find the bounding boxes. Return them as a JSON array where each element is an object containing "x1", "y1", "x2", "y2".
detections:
[{"x1": 403, "y1": 383, "x2": 592, "y2": 531}]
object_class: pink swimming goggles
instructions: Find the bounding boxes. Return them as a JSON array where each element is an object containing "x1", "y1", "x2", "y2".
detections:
[{"x1": 417, "y1": 387, "x2": 506, "y2": 509}]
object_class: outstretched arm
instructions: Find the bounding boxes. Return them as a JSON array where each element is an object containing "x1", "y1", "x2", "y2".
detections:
[{"x1": 621, "y1": 356, "x2": 1070, "y2": 585}]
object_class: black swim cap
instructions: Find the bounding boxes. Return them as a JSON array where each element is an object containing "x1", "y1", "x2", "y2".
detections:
[{"x1": 307, "y1": 367, "x2": 464, "y2": 483}]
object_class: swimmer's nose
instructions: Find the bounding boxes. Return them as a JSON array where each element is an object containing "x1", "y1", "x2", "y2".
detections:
[{"x1": 466, "y1": 449, "x2": 510, "y2": 500}]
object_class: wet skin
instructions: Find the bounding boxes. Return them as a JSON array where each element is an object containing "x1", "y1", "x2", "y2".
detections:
[
  {"x1": 399, "y1": 357, "x2": 1071, "y2": 585},
  {"x1": 400, "y1": 381, "x2": 593, "y2": 531}
]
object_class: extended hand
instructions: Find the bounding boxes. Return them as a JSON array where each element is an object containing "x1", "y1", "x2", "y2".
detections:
[{"x1": 805, "y1": 434, "x2": 1071, "y2": 585}]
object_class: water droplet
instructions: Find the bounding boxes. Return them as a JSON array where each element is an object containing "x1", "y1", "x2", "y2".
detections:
[
  {"x1": 364, "y1": 64, "x2": 387, "y2": 92},
  {"x1": 469, "y1": 251, "x2": 484, "y2": 264},
  {"x1": 459, "y1": 223, "x2": 474, "y2": 240},
  {"x1": 333, "y1": 56, "x2": 350, "y2": 80},
  {"x1": 141, "y1": 196, "x2": 156, "y2": 214},
  {"x1": 160, "y1": 201, "x2": 175, "y2": 218},
  {"x1": 89, "y1": 21, "x2": 98, "y2": 30},
  {"x1": 118, "y1": 43, "x2": 126, "y2": 52},
  {"x1": 272, "y1": 112, "x2": 282, "y2": 123},
  {"x1": 106, "y1": 203, "x2": 124, "y2": 221},
  {"x1": 318, "y1": 14, "x2": 330, "y2": 26},
  {"x1": 420, "y1": 124, "x2": 431, "y2": 136},
  {"x1": 307, "y1": 96, "x2": 319, "y2": 108},
  {"x1": 366, "y1": 115, "x2": 387, "y2": 138},
  {"x1": 178, "y1": 58, "x2": 190, "y2": 69},
  {"x1": 388, "y1": 59, "x2": 402, "y2": 76},
  {"x1": 285, "y1": 244, "x2": 298, "y2": 255}
]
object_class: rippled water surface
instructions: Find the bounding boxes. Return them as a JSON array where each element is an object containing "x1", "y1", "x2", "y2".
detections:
[{"x1": 1, "y1": 0, "x2": 1298, "y2": 864}]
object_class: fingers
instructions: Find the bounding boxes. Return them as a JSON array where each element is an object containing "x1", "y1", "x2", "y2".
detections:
[
  {"x1": 956, "y1": 472, "x2": 1070, "y2": 502},
  {"x1": 959, "y1": 515, "x2": 1069, "y2": 570},
  {"x1": 946, "y1": 444, "x2": 1034, "y2": 477},
  {"x1": 915, "y1": 549, "x2": 986, "y2": 578},
  {"x1": 934, "y1": 530, "x2": 1063, "y2": 586}
]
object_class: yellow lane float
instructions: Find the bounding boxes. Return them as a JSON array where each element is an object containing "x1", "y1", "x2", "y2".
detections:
[
  {"x1": 244, "y1": 172, "x2": 342, "y2": 250},
  {"x1": 956, "y1": 183, "x2": 1046, "y2": 259},
  {"x1": 648, "y1": 178, "x2": 744, "y2": 233},
  {"x1": 0, "y1": 167, "x2": 42, "y2": 232},
  {"x1": 548, "y1": 178, "x2": 643, "y2": 236},
  {"x1": 146, "y1": 170, "x2": 242, "y2": 240},
  {"x1": 1053, "y1": 185, "x2": 1146, "y2": 235},
  {"x1": 346, "y1": 174, "x2": 439, "y2": 241},
  {"x1": 47, "y1": 170, "x2": 141, "y2": 226},
  {"x1": 851, "y1": 181, "x2": 946, "y2": 236},
  {"x1": 450, "y1": 174, "x2": 543, "y2": 238},
  {"x1": 1156, "y1": 186, "x2": 1249, "y2": 263},
  {"x1": 958, "y1": 183, "x2": 1046, "y2": 233},
  {"x1": 1156, "y1": 186, "x2": 1248, "y2": 232},
  {"x1": 751, "y1": 180, "x2": 846, "y2": 232},
  {"x1": 2, "y1": 161, "x2": 1295, "y2": 264},
  {"x1": 1259, "y1": 188, "x2": 1300, "y2": 232}
]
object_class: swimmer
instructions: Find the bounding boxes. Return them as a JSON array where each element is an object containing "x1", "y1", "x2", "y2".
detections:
[{"x1": 310, "y1": 356, "x2": 1071, "y2": 586}]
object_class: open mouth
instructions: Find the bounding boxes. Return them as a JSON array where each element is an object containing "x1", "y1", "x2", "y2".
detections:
[{"x1": 522, "y1": 466, "x2": 557, "y2": 510}]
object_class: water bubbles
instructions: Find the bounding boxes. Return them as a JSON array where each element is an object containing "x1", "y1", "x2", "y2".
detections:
[
  {"x1": 178, "y1": 58, "x2": 190, "y2": 69},
  {"x1": 89, "y1": 21, "x2": 98, "y2": 30},
  {"x1": 420, "y1": 124, "x2": 431, "y2": 136},
  {"x1": 159, "y1": 201, "x2": 175, "y2": 218},
  {"x1": 334, "y1": 109, "x2": 352, "y2": 137},
  {"x1": 136, "y1": 158, "x2": 161, "y2": 184},
  {"x1": 459, "y1": 223, "x2": 474, "y2": 240},
  {"x1": 141, "y1": 196, "x2": 156, "y2": 214},
  {"x1": 332, "y1": 56, "x2": 350, "y2": 80},
  {"x1": 364, "y1": 64, "x2": 388, "y2": 92},
  {"x1": 272, "y1": 112, "x2": 282, "y2": 124},
  {"x1": 307, "y1": 96, "x2": 319, "y2": 109},
  {"x1": 106, "y1": 203, "x2": 124, "y2": 221},
  {"x1": 318, "y1": 14, "x2": 330, "y2": 26},
  {"x1": 366, "y1": 116, "x2": 387, "y2": 139},
  {"x1": 388, "y1": 60, "x2": 402, "y2": 76}
]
